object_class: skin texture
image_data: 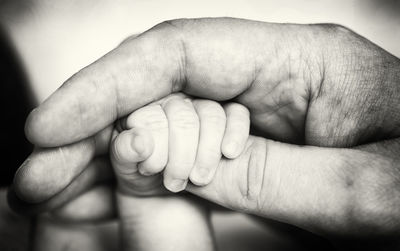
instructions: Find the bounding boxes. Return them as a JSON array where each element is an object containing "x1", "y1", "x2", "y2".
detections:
[
  {"x1": 16, "y1": 94, "x2": 251, "y2": 251},
  {"x1": 10, "y1": 17, "x2": 400, "y2": 248},
  {"x1": 109, "y1": 96, "x2": 249, "y2": 250},
  {"x1": 112, "y1": 94, "x2": 250, "y2": 192}
]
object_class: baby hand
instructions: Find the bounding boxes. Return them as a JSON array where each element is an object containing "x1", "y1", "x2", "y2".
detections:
[{"x1": 110, "y1": 93, "x2": 250, "y2": 194}]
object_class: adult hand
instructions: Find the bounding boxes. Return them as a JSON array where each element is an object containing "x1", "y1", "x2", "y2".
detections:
[{"x1": 12, "y1": 18, "x2": 400, "y2": 241}]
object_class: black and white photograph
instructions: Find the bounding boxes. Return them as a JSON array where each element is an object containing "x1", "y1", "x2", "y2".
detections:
[{"x1": 0, "y1": 0, "x2": 399, "y2": 250}]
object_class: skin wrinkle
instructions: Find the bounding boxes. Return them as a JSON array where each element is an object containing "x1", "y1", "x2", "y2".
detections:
[
  {"x1": 10, "y1": 156, "x2": 113, "y2": 216},
  {"x1": 109, "y1": 64, "x2": 123, "y2": 123},
  {"x1": 241, "y1": 27, "x2": 314, "y2": 144},
  {"x1": 24, "y1": 138, "x2": 97, "y2": 203},
  {"x1": 364, "y1": 60, "x2": 399, "y2": 141},
  {"x1": 82, "y1": 67, "x2": 117, "y2": 138},
  {"x1": 258, "y1": 141, "x2": 283, "y2": 220},
  {"x1": 117, "y1": 24, "x2": 184, "y2": 121},
  {"x1": 111, "y1": 139, "x2": 130, "y2": 173},
  {"x1": 129, "y1": 106, "x2": 165, "y2": 130},
  {"x1": 256, "y1": 139, "x2": 268, "y2": 214},
  {"x1": 74, "y1": 89, "x2": 86, "y2": 142},
  {"x1": 13, "y1": 18, "x2": 400, "y2": 243},
  {"x1": 162, "y1": 21, "x2": 188, "y2": 93},
  {"x1": 305, "y1": 26, "x2": 362, "y2": 146},
  {"x1": 250, "y1": 79, "x2": 282, "y2": 114},
  {"x1": 344, "y1": 141, "x2": 400, "y2": 232},
  {"x1": 245, "y1": 142, "x2": 253, "y2": 202},
  {"x1": 301, "y1": 81, "x2": 315, "y2": 145},
  {"x1": 93, "y1": 127, "x2": 110, "y2": 153},
  {"x1": 114, "y1": 46, "x2": 143, "y2": 118},
  {"x1": 304, "y1": 26, "x2": 337, "y2": 143},
  {"x1": 280, "y1": 100, "x2": 303, "y2": 136},
  {"x1": 118, "y1": 177, "x2": 164, "y2": 197},
  {"x1": 329, "y1": 47, "x2": 353, "y2": 144},
  {"x1": 342, "y1": 46, "x2": 363, "y2": 144},
  {"x1": 338, "y1": 28, "x2": 397, "y2": 145},
  {"x1": 175, "y1": 18, "x2": 258, "y2": 100},
  {"x1": 344, "y1": 158, "x2": 393, "y2": 234},
  {"x1": 353, "y1": 53, "x2": 395, "y2": 144},
  {"x1": 316, "y1": 148, "x2": 400, "y2": 235},
  {"x1": 241, "y1": 138, "x2": 268, "y2": 213},
  {"x1": 166, "y1": 31, "x2": 187, "y2": 98},
  {"x1": 308, "y1": 150, "x2": 357, "y2": 234},
  {"x1": 314, "y1": 47, "x2": 326, "y2": 101},
  {"x1": 250, "y1": 79, "x2": 301, "y2": 115},
  {"x1": 246, "y1": 51, "x2": 263, "y2": 96},
  {"x1": 57, "y1": 147, "x2": 68, "y2": 177}
]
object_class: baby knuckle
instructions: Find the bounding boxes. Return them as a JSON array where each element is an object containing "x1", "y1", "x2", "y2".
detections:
[
  {"x1": 127, "y1": 105, "x2": 167, "y2": 130},
  {"x1": 204, "y1": 111, "x2": 226, "y2": 125},
  {"x1": 146, "y1": 115, "x2": 168, "y2": 130},
  {"x1": 172, "y1": 110, "x2": 199, "y2": 129}
]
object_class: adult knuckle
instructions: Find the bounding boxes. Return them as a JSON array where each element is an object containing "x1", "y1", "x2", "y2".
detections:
[
  {"x1": 330, "y1": 24, "x2": 353, "y2": 36},
  {"x1": 315, "y1": 23, "x2": 353, "y2": 36}
]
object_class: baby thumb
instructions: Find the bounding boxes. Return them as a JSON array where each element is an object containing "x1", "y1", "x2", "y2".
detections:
[{"x1": 110, "y1": 127, "x2": 154, "y2": 195}]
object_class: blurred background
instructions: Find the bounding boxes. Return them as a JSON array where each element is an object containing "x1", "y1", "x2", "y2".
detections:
[{"x1": 0, "y1": 1, "x2": 399, "y2": 250}]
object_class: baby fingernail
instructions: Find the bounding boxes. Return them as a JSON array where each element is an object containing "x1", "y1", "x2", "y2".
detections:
[
  {"x1": 191, "y1": 167, "x2": 211, "y2": 186},
  {"x1": 138, "y1": 168, "x2": 152, "y2": 176},
  {"x1": 164, "y1": 178, "x2": 187, "y2": 193},
  {"x1": 224, "y1": 141, "x2": 238, "y2": 158}
]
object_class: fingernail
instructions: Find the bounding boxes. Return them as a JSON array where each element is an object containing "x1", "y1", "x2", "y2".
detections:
[
  {"x1": 224, "y1": 141, "x2": 238, "y2": 159},
  {"x1": 191, "y1": 167, "x2": 211, "y2": 186},
  {"x1": 138, "y1": 167, "x2": 152, "y2": 176},
  {"x1": 164, "y1": 178, "x2": 187, "y2": 193}
]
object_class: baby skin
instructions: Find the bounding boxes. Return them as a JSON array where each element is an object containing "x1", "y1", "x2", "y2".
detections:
[{"x1": 110, "y1": 93, "x2": 250, "y2": 251}]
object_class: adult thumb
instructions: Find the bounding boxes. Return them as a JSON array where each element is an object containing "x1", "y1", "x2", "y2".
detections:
[{"x1": 186, "y1": 135, "x2": 358, "y2": 236}]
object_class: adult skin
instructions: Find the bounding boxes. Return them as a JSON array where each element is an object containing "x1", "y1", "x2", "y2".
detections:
[{"x1": 12, "y1": 18, "x2": 400, "y2": 247}]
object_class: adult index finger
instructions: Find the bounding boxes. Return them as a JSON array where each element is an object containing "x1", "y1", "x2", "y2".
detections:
[{"x1": 26, "y1": 18, "x2": 313, "y2": 147}]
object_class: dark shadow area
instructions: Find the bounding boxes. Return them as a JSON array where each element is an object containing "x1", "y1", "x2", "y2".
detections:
[
  {"x1": 0, "y1": 0, "x2": 35, "y2": 19},
  {"x1": 365, "y1": 0, "x2": 400, "y2": 16},
  {"x1": 0, "y1": 25, "x2": 34, "y2": 187}
]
